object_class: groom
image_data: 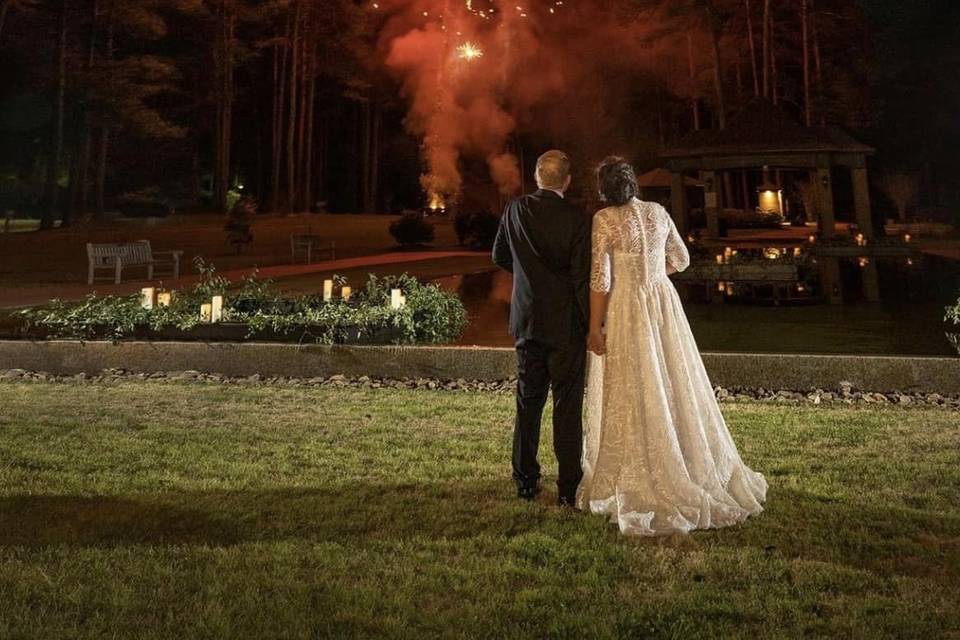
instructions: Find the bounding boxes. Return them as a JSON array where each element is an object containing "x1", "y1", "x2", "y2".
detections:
[{"x1": 492, "y1": 150, "x2": 591, "y2": 507}]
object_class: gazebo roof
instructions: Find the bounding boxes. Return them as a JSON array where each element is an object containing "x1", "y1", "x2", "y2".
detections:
[
  {"x1": 636, "y1": 168, "x2": 704, "y2": 188},
  {"x1": 661, "y1": 99, "x2": 875, "y2": 160}
]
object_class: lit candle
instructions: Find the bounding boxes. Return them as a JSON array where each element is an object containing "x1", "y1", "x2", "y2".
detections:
[
  {"x1": 157, "y1": 292, "x2": 172, "y2": 307},
  {"x1": 904, "y1": 234, "x2": 912, "y2": 243},
  {"x1": 391, "y1": 289, "x2": 404, "y2": 309},
  {"x1": 140, "y1": 287, "x2": 156, "y2": 310},
  {"x1": 200, "y1": 303, "x2": 213, "y2": 323},
  {"x1": 341, "y1": 286, "x2": 352, "y2": 301},
  {"x1": 323, "y1": 280, "x2": 333, "y2": 302},
  {"x1": 794, "y1": 247, "x2": 802, "y2": 257},
  {"x1": 211, "y1": 295, "x2": 224, "y2": 323},
  {"x1": 808, "y1": 235, "x2": 816, "y2": 244},
  {"x1": 715, "y1": 255, "x2": 724, "y2": 265},
  {"x1": 718, "y1": 282, "x2": 726, "y2": 292}
]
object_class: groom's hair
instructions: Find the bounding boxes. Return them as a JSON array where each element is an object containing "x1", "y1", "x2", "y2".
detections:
[{"x1": 535, "y1": 150, "x2": 571, "y2": 191}]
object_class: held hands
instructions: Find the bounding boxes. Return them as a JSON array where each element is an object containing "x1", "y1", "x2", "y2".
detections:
[{"x1": 588, "y1": 329, "x2": 606, "y2": 356}]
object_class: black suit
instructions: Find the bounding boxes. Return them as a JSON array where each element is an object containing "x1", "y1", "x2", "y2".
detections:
[{"x1": 492, "y1": 189, "x2": 590, "y2": 500}]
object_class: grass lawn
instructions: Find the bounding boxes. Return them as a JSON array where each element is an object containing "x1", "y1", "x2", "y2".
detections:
[{"x1": 1, "y1": 382, "x2": 958, "y2": 639}]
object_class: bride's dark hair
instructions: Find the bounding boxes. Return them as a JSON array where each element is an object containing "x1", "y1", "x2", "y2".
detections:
[{"x1": 597, "y1": 157, "x2": 638, "y2": 207}]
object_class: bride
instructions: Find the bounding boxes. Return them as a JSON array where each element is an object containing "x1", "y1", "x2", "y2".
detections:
[{"x1": 577, "y1": 157, "x2": 767, "y2": 536}]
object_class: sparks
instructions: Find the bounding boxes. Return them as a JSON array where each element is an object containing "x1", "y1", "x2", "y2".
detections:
[{"x1": 457, "y1": 42, "x2": 484, "y2": 61}]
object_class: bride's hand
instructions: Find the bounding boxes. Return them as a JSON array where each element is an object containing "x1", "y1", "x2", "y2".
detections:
[{"x1": 588, "y1": 330, "x2": 606, "y2": 356}]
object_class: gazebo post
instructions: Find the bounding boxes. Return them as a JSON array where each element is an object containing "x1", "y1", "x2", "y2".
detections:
[
  {"x1": 852, "y1": 165, "x2": 874, "y2": 238},
  {"x1": 814, "y1": 167, "x2": 837, "y2": 236},
  {"x1": 703, "y1": 170, "x2": 720, "y2": 238},
  {"x1": 670, "y1": 172, "x2": 689, "y2": 235}
]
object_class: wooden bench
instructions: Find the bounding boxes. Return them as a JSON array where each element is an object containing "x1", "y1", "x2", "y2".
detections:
[
  {"x1": 87, "y1": 240, "x2": 183, "y2": 284},
  {"x1": 290, "y1": 234, "x2": 336, "y2": 264}
]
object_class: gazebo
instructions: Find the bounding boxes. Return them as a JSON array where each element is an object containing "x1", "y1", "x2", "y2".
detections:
[{"x1": 660, "y1": 98, "x2": 875, "y2": 240}]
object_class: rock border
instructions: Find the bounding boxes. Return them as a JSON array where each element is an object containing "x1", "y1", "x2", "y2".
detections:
[
  {"x1": 1, "y1": 341, "x2": 959, "y2": 395},
  {"x1": 2, "y1": 368, "x2": 958, "y2": 410}
]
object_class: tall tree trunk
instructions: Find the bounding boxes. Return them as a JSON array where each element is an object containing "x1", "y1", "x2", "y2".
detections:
[
  {"x1": 761, "y1": 0, "x2": 771, "y2": 99},
  {"x1": 811, "y1": 0, "x2": 825, "y2": 125},
  {"x1": 71, "y1": 0, "x2": 100, "y2": 220},
  {"x1": 42, "y1": 0, "x2": 68, "y2": 231},
  {"x1": 745, "y1": 0, "x2": 760, "y2": 96},
  {"x1": 94, "y1": 7, "x2": 113, "y2": 217},
  {"x1": 686, "y1": 33, "x2": 701, "y2": 130},
  {"x1": 0, "y1": 0, "x2": 9, "y2": 46},
  {"x1": 771, "y1": 7, "x2": 779, "y2": 105},
  {"x1": 296, "y1": 35, "x2": 310, "y2": 210},
  {"x1": 370, "y1": 100, "x2": 380, "y2": 212},
  {"x1": 801, "y1": 0, "x2": 811, "y2": 125},
  {"x1": 285, "y1": 0, "x2": 301, "y2": 212},
  {"x1": 213, "y1": 0, "x2": 234, "y2": 213},
  {"x1": 271, "y1": 18, "x2": 290, "y2": 213},
  {"x1": 304, "y1": 47, "x2": 317, "y2": 213},
  {"x1": 361, "y1": 99, "x2": 372, "y2": 211},
  {"x1": 270, "y1": 45, "x2": 280, "y2": 211},
  {"x1": 704, "y1": 3, "x2": 727, "y2": 129}
]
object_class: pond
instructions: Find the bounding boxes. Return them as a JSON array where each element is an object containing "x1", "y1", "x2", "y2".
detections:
[{"x1": 435, "y1": 269, "x2": 957, "y2": 356}]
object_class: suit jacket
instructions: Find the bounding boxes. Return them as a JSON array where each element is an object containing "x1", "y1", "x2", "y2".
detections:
[{"x1": 492, "y1": 189, "x2": 591, "y2": 347}]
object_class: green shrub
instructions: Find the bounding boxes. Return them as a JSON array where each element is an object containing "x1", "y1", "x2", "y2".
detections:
[
  {"x1": 389, "y1": 213, "x2": 435, "y2": 247},
  {"x1": 946, "y1": 296, "x2": 960, "y2": 355},
  {"x1": 19, "y1": 263, "x2": 467, "y2": 346}
]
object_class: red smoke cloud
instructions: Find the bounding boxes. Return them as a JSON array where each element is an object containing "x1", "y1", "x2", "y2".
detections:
[{"x1": 377, "y1": 0, "x2": 685, "y2": 203}]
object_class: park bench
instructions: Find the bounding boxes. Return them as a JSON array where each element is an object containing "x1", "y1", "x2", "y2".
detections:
[
  {"x1": 86, "y1": 240, "x2": 184, "y2": 284},
  {"x1": 290, "y1": 234, "x2": 336, "y2": 264}
]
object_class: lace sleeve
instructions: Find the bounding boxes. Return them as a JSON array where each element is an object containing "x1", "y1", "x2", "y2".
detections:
[
  {"x1": 590, "y1": 213, "x2": 612, "y2": 293},
  {"x1": 664, "y1": 208, "x2": 690, "y2": 273}
]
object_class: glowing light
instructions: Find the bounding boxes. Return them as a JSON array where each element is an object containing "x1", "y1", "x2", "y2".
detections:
[
  {"x1": 764, "y1": 248, "x2": 782, "y2": 260},
  {"x1": 457, "y1": 42, "x2": 483, "y2": 61},
  {"x1": 428, "y1": 193, "x2": 446, "y2": 213}
]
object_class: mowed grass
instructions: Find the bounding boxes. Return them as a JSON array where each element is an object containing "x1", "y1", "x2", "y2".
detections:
[{"x1": 0, "y1": 382, "x2": 958, "y2": 639}]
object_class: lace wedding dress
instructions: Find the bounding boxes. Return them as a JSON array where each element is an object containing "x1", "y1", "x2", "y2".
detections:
[{"x1": 576, "y1": 198, "x2": 767, "y2": 536}]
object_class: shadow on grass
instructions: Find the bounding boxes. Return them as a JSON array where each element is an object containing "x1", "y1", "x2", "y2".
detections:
[{"x1": 2, "y1": 485, "x2": 957, "y2": 580}]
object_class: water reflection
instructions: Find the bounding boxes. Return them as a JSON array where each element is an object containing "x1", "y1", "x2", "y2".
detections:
[{"x1": 435, "y1": 269, "x2": 955, "y2": 356}]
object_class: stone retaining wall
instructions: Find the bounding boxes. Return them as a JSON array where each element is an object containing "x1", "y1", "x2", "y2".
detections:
[{"x1": 1, "y1": 340, "x2": 958, "y2": 393}]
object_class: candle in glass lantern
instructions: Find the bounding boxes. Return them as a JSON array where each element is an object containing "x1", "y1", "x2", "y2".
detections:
[
  {"x1": 323, "y1": 279, "x2": 334, "y2": 302},
  {"x1": 140, "y1": 287, "x2": 156, "y2": 310},
  {"x1": 200, "y1": 303, "x2": 213, "y2": 323},
  {"x1": 341, "y1": 286, "x2": 352, "y2": 301},
  {"x1": 211, "y1": 295, "x2": 224, "y2": 322},
  {"x1": 156, "y1": 292, "x2": 172, "y2": 307}
]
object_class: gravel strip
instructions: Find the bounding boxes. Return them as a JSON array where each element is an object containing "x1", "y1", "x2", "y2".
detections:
[{"x1": 2, "y1": 368, "x2": 958, "y2": 409}]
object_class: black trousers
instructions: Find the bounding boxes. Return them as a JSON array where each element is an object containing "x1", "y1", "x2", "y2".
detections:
[{"x1": 512, "y1": 338, "x2": 586, "y2": 499}]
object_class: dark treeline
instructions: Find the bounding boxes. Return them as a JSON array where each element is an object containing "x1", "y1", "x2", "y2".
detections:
[{"x1": 0, "y1": 0, "x2": 957, "y2": 226}]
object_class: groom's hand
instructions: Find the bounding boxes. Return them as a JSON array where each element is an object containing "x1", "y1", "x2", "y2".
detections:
[{"x1": 588, "y1": 330, "x2": 606, "y2": 356}]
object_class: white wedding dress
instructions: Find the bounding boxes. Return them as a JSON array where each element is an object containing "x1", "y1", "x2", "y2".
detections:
[{"x1": 577, "y1": 198, "x2": 767, "y2": 536}]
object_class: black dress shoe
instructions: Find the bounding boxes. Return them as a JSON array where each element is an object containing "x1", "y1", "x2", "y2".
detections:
[{"x1": 517, "y1": 485, "x2": 541, "y2": 501}]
